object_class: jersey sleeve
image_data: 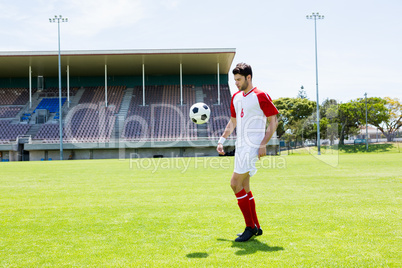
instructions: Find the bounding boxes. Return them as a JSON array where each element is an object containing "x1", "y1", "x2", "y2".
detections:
[{"x1": 257, "y1": 91, "x2": 279, "y2": 117}]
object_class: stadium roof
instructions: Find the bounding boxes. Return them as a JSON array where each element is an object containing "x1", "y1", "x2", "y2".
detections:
[{"x1": 0, "y1": 48, "x2": 236, "y2": 78}]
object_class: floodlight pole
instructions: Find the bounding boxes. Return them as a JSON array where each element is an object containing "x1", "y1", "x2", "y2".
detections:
[
  {"x1": 307, "y1": 12, "x2": 324, "y2": 155},
  {"x1": 365, "y1": 92, "x2": 368, "y2": 151},
  {"x1": 50, "y1": 15, "x2": 68, "y2": 160}
]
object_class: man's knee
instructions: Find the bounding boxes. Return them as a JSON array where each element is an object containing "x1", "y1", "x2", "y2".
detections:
[
  {"x1": 230, "y1": 178, "x2": 240, "y2": 192},
  {"x1": 230, "y1": 173, "x2": 248, "y2": 193}
]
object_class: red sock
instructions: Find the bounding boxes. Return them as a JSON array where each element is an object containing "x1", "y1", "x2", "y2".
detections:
[
  {"x1": 235, "y1": 189, "x2": 255, "y2": 228},
  {"x1": 247, "y1": 191, "x2": 260, "y2": 229}
]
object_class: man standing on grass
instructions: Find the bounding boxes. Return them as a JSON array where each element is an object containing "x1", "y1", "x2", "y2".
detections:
[{"x1": 217, "y1": 62, "x2": 278, "y2": 242}]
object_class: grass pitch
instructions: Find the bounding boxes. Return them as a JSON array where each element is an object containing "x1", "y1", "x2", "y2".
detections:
[{"x1": 0, "y1": 149, "x2": 401, "y2": 267}]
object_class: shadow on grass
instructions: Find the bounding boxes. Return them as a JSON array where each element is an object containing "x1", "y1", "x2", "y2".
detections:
[
  {"x1": 217, "y1": 238, "x2": 284, "y2": 256},
  {"x1": 338, "y1": 143, "x2": 395, "y2": 153},
  {"x1": 186, "y1": 252, "x2": 209, "y2": 258}
]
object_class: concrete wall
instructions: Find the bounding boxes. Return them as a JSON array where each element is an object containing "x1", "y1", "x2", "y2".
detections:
[
  {"x1": 27, "y1": 145, "x2": 279, "y2": 161},
  {"x1": 4, "y1": 138, "x2": 279, "y2": 161},
  {"x1": 9, "y1": 151, "x2": 18, "y2": 161},
  {"x1": 29, "y1": 150, "x2": 71, "y2": 161}
]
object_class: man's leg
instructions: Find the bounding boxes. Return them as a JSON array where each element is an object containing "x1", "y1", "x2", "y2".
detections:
[
  {"x1": 231, "y1": 172, "x2": 257, "y2": 242},
  {"x1": 242, "y1": 174, "x2": 250, "y2": 193},
  {"x1": 231, "y1": 172, "x2": 249, "y2": 194},
  {"x1": 231, "y1": 172, "x2": 254, "y2": 228},
  {"x1": 241, "y1": 174, "x2": 260, "y2": 229},
  {"x1": 236, "y1": 175, "x2": 263, "y2": 237}
]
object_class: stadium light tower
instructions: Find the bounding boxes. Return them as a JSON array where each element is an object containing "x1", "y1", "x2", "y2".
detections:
[
  {"x1": 306, "y1": 12, "x2": 324, "y2": 155},
  {"x1": 365, "y1": 92, "x2": 368, "y2": 151},
  {"x1": 49, "y1": 15, "x2": 68, "y2": 160}
]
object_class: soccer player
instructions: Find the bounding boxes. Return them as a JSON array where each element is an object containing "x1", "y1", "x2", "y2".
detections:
[{"x1": 217, "y1": 62, "x2": 279, "y2": 242}]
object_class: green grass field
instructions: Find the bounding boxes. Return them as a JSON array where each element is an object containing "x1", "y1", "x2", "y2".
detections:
[{"x1": 1, "y1": 148, "x2": 401, "y2": 267}]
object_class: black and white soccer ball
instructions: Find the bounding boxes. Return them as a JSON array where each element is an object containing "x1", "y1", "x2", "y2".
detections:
[{"x1": 189, "y1": 102, "x2": 211, "y2": 124}]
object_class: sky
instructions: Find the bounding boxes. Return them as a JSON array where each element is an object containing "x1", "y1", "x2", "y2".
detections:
[{"x1": 1, "y1": 0, "x2": 401, "y2": 103}]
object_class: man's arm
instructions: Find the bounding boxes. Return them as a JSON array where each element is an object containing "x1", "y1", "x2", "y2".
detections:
[
  {"x1": 258, "y1": 115, "x2": 278, "y2": 159},
  {"x1": 217, "y1": 117, "x2": 236, "y2": 155}
]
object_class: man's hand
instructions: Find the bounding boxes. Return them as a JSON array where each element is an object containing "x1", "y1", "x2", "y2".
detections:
[
  {"x1": 258, "y1": 145, "x2": 266, "y2": 160},
  {"x1": 217, "y1": 143, "x2": 225, "y2": 155}
]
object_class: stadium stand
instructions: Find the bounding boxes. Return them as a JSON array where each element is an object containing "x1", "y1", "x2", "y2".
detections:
[
  {"x1": 0, "y1": 88, "x2": 34, "y2": 144},
  {"x1": 32, "y1": 86, "x2": 125, "y2": 143},
  {"x1": 34, "y1": 123, "x2": 60, "y2": 143},
  {"x1": 0, "y1": 48, "x2": 258, "y2": 160},
  {"x1": 38, "y1": 87, "x2": 78, "y2": 98},
  {"x1": 1, "y1": 84, "x2": 232, "y2": 144},
  {"x1": 34, "y1": 98, "x2": 67, "y2": 113},
  {"x1": 123, "y1": 85, "x2": 198, "y2": 141},
  {"x1": 202, "y1": 84, "x2": 234, "y2": 138},
  {"x1": 0, "y1": 88, "x2": 35, "y2": 105},
  {"x1": 0, "y1": 107, "x2": 23, "y2": 118},
  {"x1": 0, "y1": 120, "x2": 30, "y2": 142}
]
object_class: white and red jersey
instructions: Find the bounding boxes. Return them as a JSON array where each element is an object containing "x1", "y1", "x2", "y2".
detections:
[{"x1": 230, "y1": 87, "x2": 278, "y2": 148}]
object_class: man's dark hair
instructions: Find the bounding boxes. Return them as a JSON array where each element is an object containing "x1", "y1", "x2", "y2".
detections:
[{"x1": 232, "y1": 63, "x2": 252, "y2": 79}]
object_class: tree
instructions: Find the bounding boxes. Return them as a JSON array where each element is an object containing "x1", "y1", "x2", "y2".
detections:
[
  {"x1": 355, "y1": 97, "x2": 390, "y2": 140},
  {"x1": 320, "y1": 99, "x2": 338, "y2": 119},
  {"x1": 356, "y1": 97, "x2": 388, "y2": 127},
  {"x1": 376, "y1": 97, "x2": 401, "y2": 141},
  {"x1": 273, "y1": 97, "x2": 316, "y2": 139},
  {"x1": 289, "y1": 118, "x2": 311, "y2": 146},
  {"x1": 319, "y1": 99, "x2": 339, "y2": 145},
  {"x1": 272, "y1": 98, "x2": 288, "y2": 138},
  {"x1": 338, "y1": 100, "x2": 361, "y2": 145},
  {"x1": 274, "y1": 96, "x2": 401, "y2": 144}
]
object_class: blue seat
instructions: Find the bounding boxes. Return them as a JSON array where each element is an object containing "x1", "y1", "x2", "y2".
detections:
[{"x1": 34, "y1": 98, "x2": 67, "y2": 114}]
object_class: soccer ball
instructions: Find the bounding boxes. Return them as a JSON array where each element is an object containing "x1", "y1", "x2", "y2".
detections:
[{"x1": 189, "y1": 102, "x2": 211, "y2": 124}]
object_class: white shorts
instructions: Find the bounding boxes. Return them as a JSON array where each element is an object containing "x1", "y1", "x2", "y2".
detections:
[{"x1": 234, "y1": 146, "x2": 259, "y2": 177}]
